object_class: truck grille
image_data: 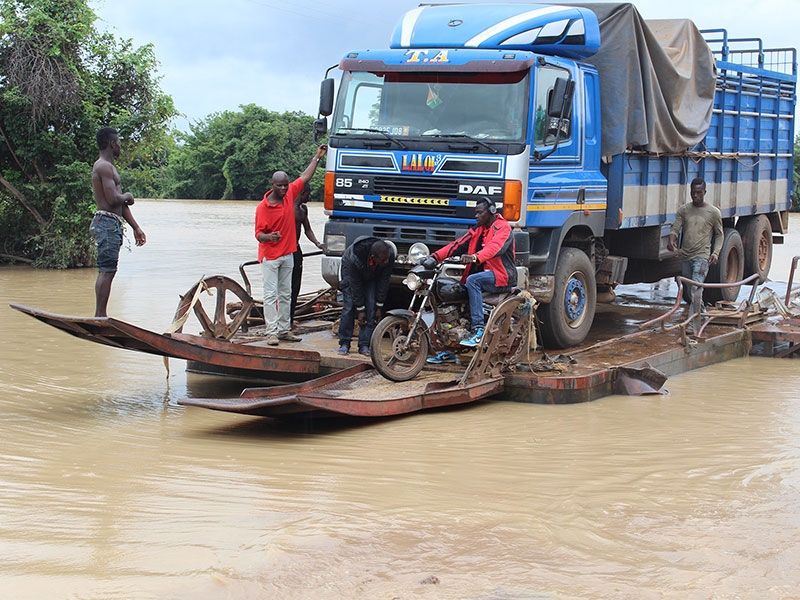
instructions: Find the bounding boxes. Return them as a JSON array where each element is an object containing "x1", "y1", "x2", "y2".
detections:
[
  {"x1": 371, "y1": 203, "x2": 461, "y2": 218},
  {"x1": 372, "y1": 175, "x2": 460, "y2": 197},
  {"x1": 372, "y1": 225, "x2": 460, "y2": 251}
]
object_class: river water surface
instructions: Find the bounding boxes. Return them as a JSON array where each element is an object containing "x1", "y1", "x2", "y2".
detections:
[{"x1": 1, "y1": 201, "x2": 800, "y2": 599}]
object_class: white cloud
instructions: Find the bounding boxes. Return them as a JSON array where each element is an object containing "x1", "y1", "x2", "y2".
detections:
[{"x1": 90, "y1": 0, "x2": 799, "y2": 131}]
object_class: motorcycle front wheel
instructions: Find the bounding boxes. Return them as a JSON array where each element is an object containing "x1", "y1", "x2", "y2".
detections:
[{"x1": 369, "y1": 315, "x2": 429, "y2": 382}]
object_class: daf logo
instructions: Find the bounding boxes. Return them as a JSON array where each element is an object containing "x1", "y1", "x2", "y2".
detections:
[
  {"x1": 459, "y1": 184, "x2": 503, "y2": 196},
  {"x1": 448, "y1": 19, "x2": 463, "y2": 27}
]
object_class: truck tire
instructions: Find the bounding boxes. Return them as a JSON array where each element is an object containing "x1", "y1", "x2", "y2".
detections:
[
  {"x1": 737, "y1": 214, "x2": 772, "y2": 283},
  {"x1": 705, "y1": 227, "x2": 744, "y2": 304},
  {"x1": 539, "y1": 247, "x2": 597, "y2": 349}
]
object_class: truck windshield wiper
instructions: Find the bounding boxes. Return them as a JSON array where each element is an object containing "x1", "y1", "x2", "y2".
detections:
[
  {"x1": 431, "y1": 133, "x2": 499, "y2": 154},
  {"x1": 335, "y1": 128, "x2": 407, "y2": 150}
]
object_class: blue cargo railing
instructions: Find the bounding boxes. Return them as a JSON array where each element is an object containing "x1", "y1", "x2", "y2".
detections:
[{"x1": 702, "y1": 28, "x2": 797, "y2": 77}]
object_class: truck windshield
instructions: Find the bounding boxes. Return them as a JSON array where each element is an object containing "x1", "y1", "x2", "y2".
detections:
[{"x1": 330, "y1": 70, "x2": 529, "y2": 144}]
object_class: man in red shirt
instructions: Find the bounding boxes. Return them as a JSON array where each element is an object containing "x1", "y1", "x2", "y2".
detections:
[{"x1": 255, "y1": 145, "x2": 327, "y2": 345}]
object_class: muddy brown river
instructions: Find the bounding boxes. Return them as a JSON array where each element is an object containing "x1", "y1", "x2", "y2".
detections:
[{"x1": 1, "y1": 201, "x2": 799, "y2": 599}]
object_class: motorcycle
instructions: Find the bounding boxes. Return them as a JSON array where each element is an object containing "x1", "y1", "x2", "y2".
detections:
[{"x1": 369, "y1": 256, "x2": 533, "y2": 382}]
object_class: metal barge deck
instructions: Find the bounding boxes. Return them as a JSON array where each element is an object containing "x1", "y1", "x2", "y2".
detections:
[{"x1": 10, "y1": 265, "x2": 800, "y2": 418}]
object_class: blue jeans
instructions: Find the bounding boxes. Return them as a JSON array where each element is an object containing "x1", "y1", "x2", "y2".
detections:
[
  {"x1": 89, "y1": 213, "x2": 123, "y2": 273},
  {"x1": 261, "y1": 254, "x2": 294, "y2": 336},
  {"x1": 339, "y1": 278, "x2": 377, "y2": 350},
  {"x1": 465, "y1": 270, "x2": 508, "y2": 331},
  {"x1": 682, "y1": 257, "x2": 709, "y2": 329}
]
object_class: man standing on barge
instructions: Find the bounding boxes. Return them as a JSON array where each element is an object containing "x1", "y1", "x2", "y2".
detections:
[
  {"x1": 90, "y1": 127, "x2": 147, "y2": 317},
  {"x1": 255, "y1": 145, "x2": 327, "y2": 345},
  {"x1": 291, "y1": 183, "x2": 325, "y2": 329},
  {"x1": 337, "y1": 236, "x2": 395, "y2": 356},
  {"x1": 667, "y1": 177, "x2": 723, "y2": 334}
]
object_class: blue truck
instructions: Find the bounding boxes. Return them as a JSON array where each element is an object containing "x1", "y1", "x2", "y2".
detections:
[{"x1": 314, "y1": 2, "x2": 796, "y2": 348}]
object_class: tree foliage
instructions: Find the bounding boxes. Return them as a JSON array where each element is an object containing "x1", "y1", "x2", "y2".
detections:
[
  {"x1": 793, "y1": 135, "x2": 800, "y2": 212},
  {"x1": 0, "y1": 0, "x2": 177, "y2": 267},
  {"x1": 161, "y1": 105, "x2": 322, "y2": 201}
]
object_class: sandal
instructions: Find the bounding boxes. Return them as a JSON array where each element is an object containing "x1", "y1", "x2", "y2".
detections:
[{"x1": 337, "y1": 346, "x2": 350, "y2": 355}]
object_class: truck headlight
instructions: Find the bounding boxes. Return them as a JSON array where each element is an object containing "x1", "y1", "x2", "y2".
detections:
[
  {"x1": 325, "y1": 234, "x2": 346, "y2": 254},
  {"x1": 385, "y1": 240, "x2": 398, "y2": 260},
  {"x1": 408, "y1": 242, "x2": 430, "y2": 265}
]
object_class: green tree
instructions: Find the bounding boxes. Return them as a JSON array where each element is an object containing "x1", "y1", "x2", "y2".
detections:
[
  {"x1": 120, "y1": 128, "x2": 178, "y2": 199},
  {"x1": 162, "y1": 105, "x2": 321, "y2": 201},
  {"x1": 0, "y1": 0, "x2": 177, "y2": 267},
  {"x1": 793, "y1": 135, "x2": 800, "y2": 212}
]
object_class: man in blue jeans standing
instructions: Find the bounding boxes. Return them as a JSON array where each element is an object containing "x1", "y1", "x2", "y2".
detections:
[
  {"x1": 424, "y1": 197, "x2": 517, "y2": 363},
  {"x1": 667, "y1": 177, "x2": 723, "y2": 334},
  {"x1": 90, "y1": 127, "x2": 147, "y2": 317},
  {"x1": 337, "y1": 237, "x2": 395, "y2": 356}
]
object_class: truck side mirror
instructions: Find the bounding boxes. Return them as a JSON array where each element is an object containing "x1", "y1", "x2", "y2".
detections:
[
  {"x1": 313, "y1": 117, "x2": 328, "y2": 143},
  {"x1": 534, "y1": 77, "x2": 576, "y2": 160},
  {"x1": 548, "y1": 77, "x2": 574, "y2": 118},
  {"x1": 546, "y1": 78, "x2": 575, "y2": 138},
  {"x1": 319, "y1": 78, "x2": 334, "y2": 117}
]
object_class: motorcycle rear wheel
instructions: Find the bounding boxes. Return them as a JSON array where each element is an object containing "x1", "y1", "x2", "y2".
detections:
[{"x1": 370, "y1": 315, "x2": 429, "y2": 382}]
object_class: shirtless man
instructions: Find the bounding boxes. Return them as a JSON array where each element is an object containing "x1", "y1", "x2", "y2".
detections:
[
  {"x1": 90, "y1": 127, "x2": 146, "y2": 317},
  {"x1": 290, "y1": 183, "x2": 324, "y2": 328}
]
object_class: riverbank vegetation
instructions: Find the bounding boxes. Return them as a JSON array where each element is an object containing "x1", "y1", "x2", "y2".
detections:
[
  {"x1": 150, "y1": 107, "x2": 323, "y2": 201},
  {"x1": 0, "y1": 0, "x2": 176, "y2": 267},
  {"x1": 1, "y1": 0, "x2": 799, "y2": 269},
  {"x1": 0, "y1": 1, "x2": 324, "y2": 268}
]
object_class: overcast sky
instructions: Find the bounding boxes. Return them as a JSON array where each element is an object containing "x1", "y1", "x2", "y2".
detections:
[{"x1": 90, "y1": 0, "x2": 798, "y2": 132}]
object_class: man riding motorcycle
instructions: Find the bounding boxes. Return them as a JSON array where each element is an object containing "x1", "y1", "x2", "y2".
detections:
[{"x1": 421, "y1": 196, "x2": 517, "y2": 363}]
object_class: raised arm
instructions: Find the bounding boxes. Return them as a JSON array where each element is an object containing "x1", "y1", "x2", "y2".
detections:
[{"x1": 299, "y1": 145, "x2": 328, "y2": 183}]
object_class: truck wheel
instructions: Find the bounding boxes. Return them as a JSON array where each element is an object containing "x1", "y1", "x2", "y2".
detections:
[
  {"x1": 737, "y1": 214, "x2": 772, "y2": 283},
  {"x1": 705, "y1": 227, "x2": 744, "y2": 304},
  {"x1": 539, "y1": 248, "x2": 597, "y2": 349}
]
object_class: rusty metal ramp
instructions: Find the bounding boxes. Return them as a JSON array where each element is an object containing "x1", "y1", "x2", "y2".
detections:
[
  {"x1": 178, "y1": 363, "x2": 505, "y2": 418},
  {"x1": 9, "y1": 303, "x2": 321, "y2": 376}
]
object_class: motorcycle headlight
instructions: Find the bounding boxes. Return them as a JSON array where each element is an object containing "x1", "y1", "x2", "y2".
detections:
[
  {"x1": 403, "y1": 272, "x2": 422, "y2": 291},
  {"x1": 408, "y1": 242, "x2": 430, "y2": 265}
]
